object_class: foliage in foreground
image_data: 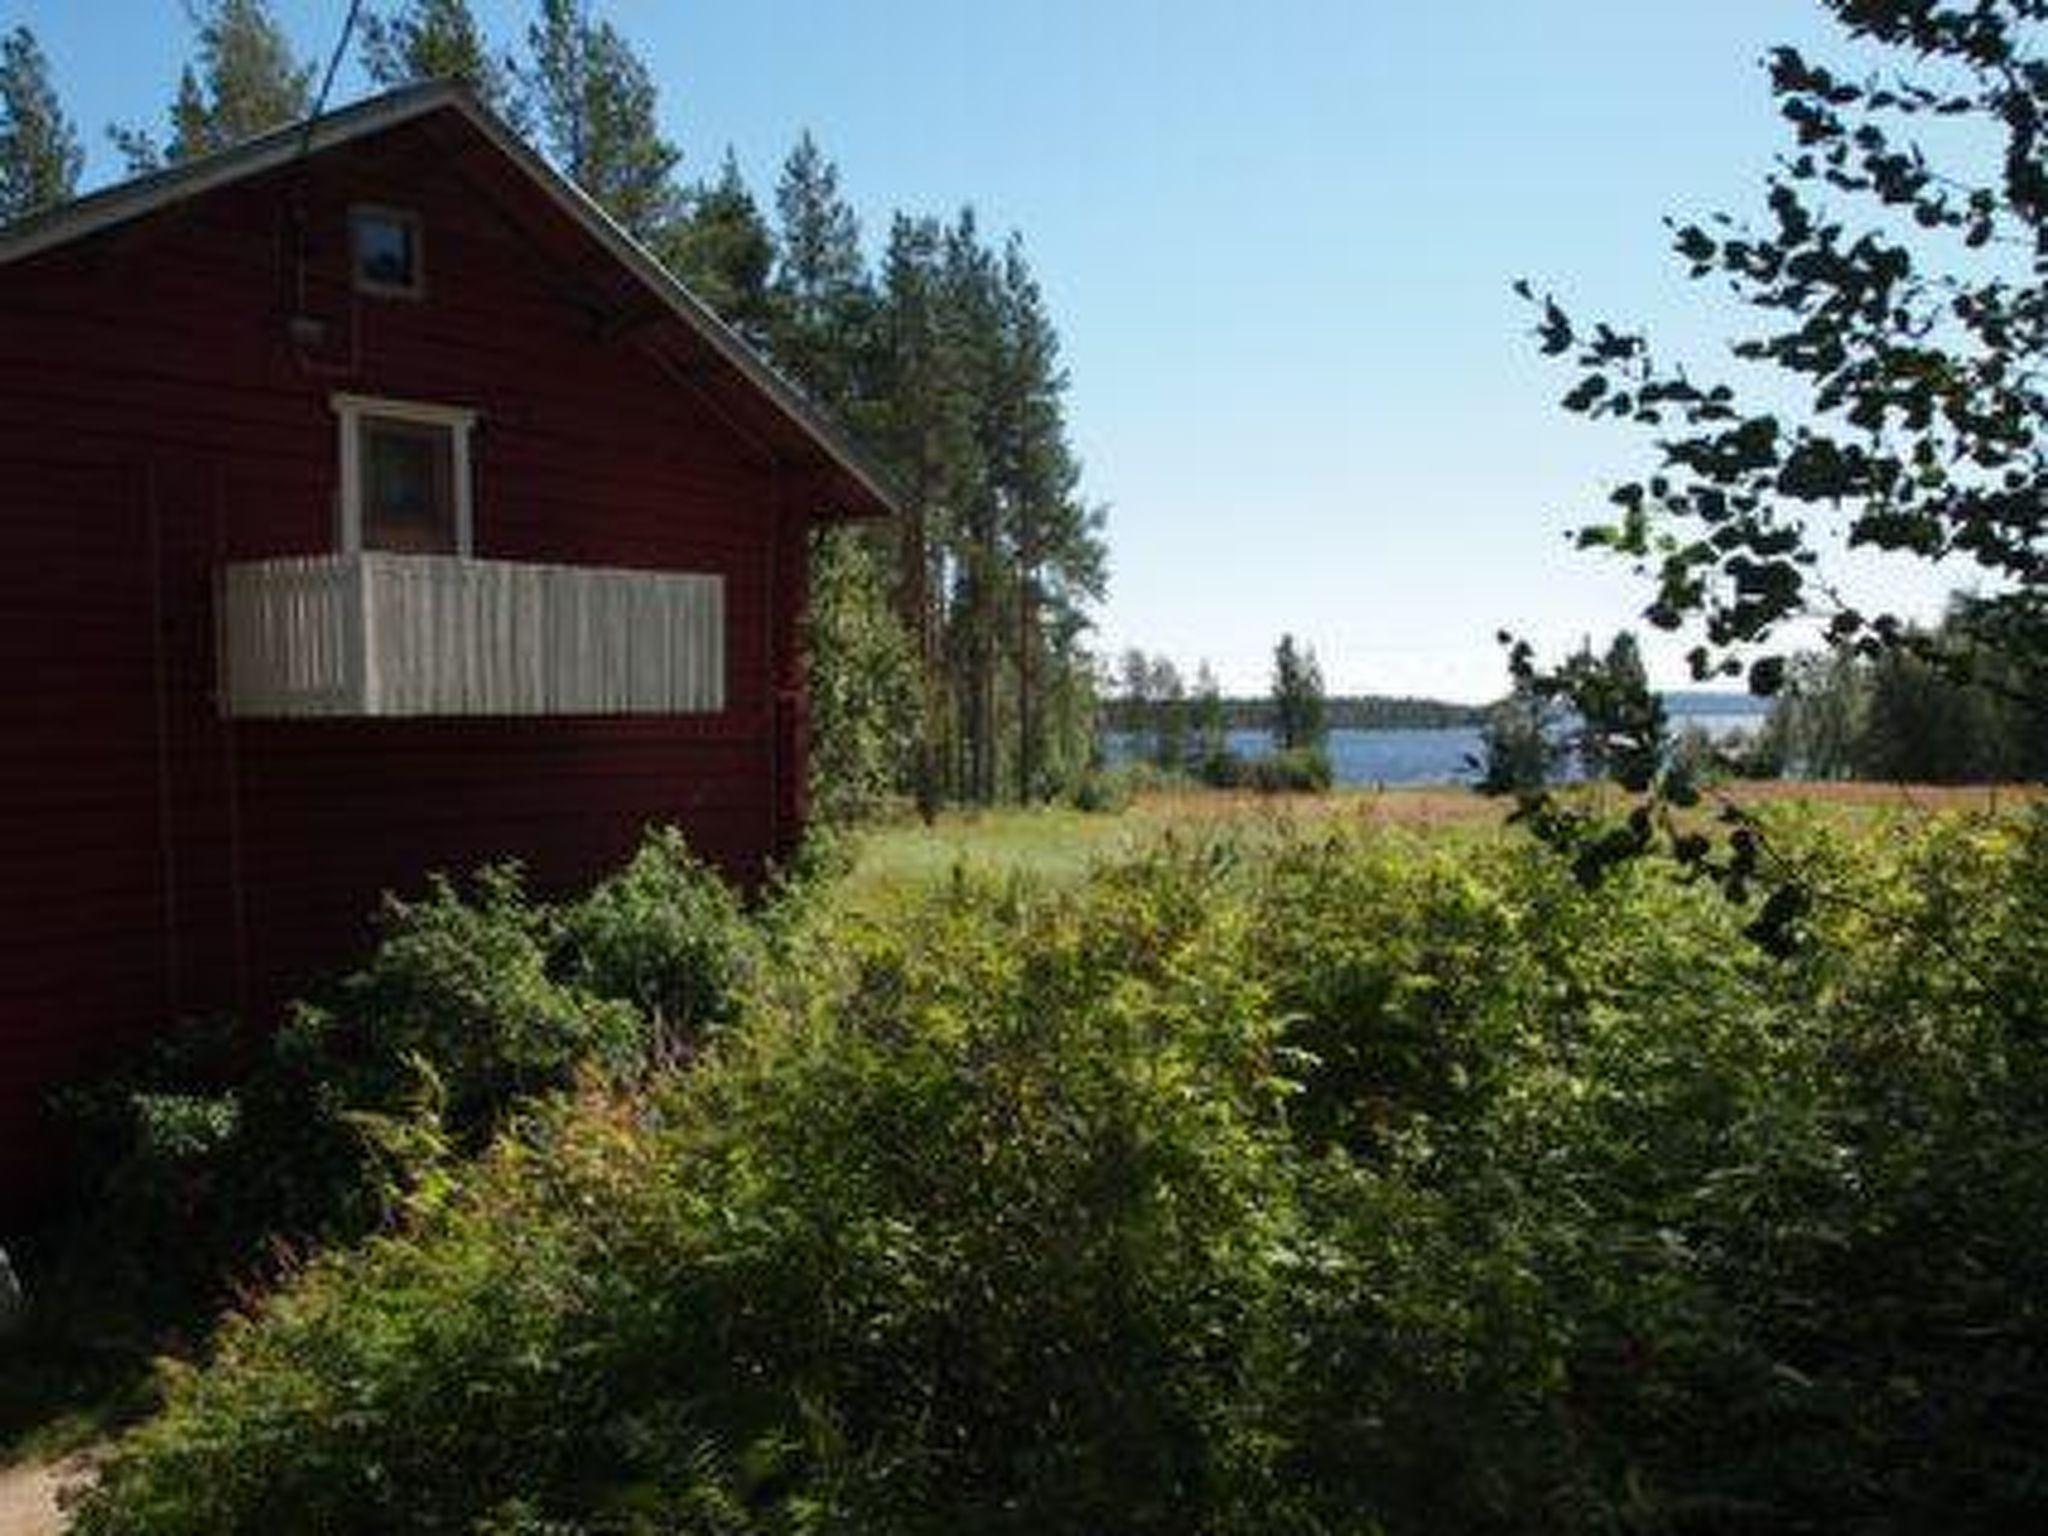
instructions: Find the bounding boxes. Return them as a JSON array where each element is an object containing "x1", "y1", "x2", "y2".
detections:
[
  {"x1": 34, "y1": 831, "x2": 756, "y2": 1334},
  {"x1": 1523, "y1": 0, "x2": 2048, "y2": 708},
  {"x1": 76, "y1": 811, "x2": 2048, "y2": 1533},
  {"x1": 1502, "y1": 0, "x2": 2048, "y2": 938}
]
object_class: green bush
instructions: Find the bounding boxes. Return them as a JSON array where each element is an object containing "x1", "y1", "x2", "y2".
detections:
[
  {"x1": 79, "y1": 861, "x2": 1299, "y2": 1533},
  {"x1": 32, "y1": 1019, "x2": 252, "y2": 1332},
  {"x1": 33, "y1": 832, "x2": 749, "y2": 1338},
  {"x1": 554, "y1": 828, "x2": 758, "y2": 1059},
  {"x1": 1239, "y1": 746, "x2": 1333, "y2": 793},
  {"x1": 72, "y1": 812, "x2": 2048, "y2": 1533},
  {"x1": 1259, "y1": 813, "x2": 2048, "y2": 1531},
  {"x1": 298, "y1": 864, "x2": 645, "y2": 1148},
  {"x1": 1067, "y1": 763, "x2": 1137, "y2": 812},
  {"x1": 1193, "y1": 745, "x2": 1336, "y2": 792}
]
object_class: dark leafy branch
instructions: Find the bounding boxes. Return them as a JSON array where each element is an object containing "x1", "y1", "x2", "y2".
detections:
[{"x1": 1502, "y1": 0, "x2": 2048, "y2": 949}]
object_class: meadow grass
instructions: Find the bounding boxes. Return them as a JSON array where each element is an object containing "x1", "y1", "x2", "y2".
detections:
[
  {"x1": 842, "y1": 779, "x2": 2040, "y2": 909},
  {"x1": 838, "y1": 788, "x2": 1481, "y2": 909}
]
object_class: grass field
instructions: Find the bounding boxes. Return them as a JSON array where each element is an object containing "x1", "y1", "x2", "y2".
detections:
[{"x1": 844, "y1": 780, "x2": 2042, "y2": 907}]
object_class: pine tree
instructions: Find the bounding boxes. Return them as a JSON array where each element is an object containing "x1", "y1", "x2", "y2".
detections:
[
  {"x1": 874, "y1": 212, "x2": 981, "y2": 814},
  {"x1": 0, "y1": 27, "x2": 80, "y2": 225},
  {"x1": 359, "y1": 0, "x2": 518, "y2": 120},
  {"x1": 663, "y1": 128, "x2": 1110, "y2": 814},
  {"x1": 764, "y1": 136, "x2": 942, "y2": 814},
  {"x1": 668, "y1": 149, "x2": 776, "y2": 344},
  {"x1": 515, "y1": 0, "x2": 680, "y2": 245},
  {"x1": 872, "y1": 215, "x2": 1106, "y2": 806},
  {"x1": 991, "y1": 234, "x2": 1104, "y2": 800},
  {"x1": 940, "y1": 210, "x2": 1007, "y2": 803},
  {"x1": 113, "y1": 0, "x2": 313, "y2": 171},
  {"x1": 770, "y1": 131, "x2": 873, "y2": 414}
]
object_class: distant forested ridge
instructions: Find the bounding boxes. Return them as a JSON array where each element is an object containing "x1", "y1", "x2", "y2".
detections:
[
  {"x1": 1661, "y1": 690, "x2": 1770, "y2": 718},
  {"x1": 1110, "y1": 690, "x2": 1764, "y2": 741},
  {"x1": 1209, "y1": 695, "x2": 1485, "y2": 732}
]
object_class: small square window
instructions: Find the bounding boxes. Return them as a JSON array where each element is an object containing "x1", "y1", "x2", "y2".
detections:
[{"x1": 351, "y1": 206, "x2": 421, "y2": 296}]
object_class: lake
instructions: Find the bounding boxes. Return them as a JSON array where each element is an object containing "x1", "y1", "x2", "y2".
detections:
[{"x1": 1107, "y1": 701, "x2": 1768, "y2": 788}]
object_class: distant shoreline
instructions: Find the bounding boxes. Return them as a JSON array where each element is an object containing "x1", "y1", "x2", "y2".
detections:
[{"x1": 1181, "y1": 691, "x2": 1769, "y2": 734}]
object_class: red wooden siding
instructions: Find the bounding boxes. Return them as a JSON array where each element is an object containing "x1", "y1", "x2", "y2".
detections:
[{"x1": 0, "y1": 117, "x2": 826, "y2": 1218}]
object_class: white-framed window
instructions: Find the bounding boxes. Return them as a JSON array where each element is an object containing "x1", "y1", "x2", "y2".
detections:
[
  {"x1": 350, "y1": 204, "x2": 424, "y2": 297},
  {"x1": 332, "y1": 394, "x2": 479, "y2": 556}
]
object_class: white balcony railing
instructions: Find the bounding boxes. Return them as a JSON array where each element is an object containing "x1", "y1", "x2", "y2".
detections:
[{"x1": 219, "y1": 553, "x2": 725, "y2": 718}]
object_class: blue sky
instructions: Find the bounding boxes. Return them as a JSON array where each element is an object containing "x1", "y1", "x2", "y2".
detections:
[{"x1": 6, "y1": 1, "x2": 1965, "y2": 700}]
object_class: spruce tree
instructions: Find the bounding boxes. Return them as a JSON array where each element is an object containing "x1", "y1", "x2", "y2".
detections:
[
  {"x1": 0, "y1": 27, "x2": 80, "y2": 226},
  {"x1": 359, "y1": 0, "x2": 518, "y2": 120},
  {"x1": 515, "y1": 0, "x2": 680, "y2": 245},
  {"x1": 113, "y1": 0, "x2": 313, "y2": 171}
]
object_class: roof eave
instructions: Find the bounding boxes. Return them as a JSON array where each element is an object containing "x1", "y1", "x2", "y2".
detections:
[{"x1": 431, "y1": 93, "x2": 904, "y2": 522}]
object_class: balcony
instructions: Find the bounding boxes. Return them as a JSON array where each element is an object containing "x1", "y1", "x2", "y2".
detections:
[{"x1": 218, "y1": 553, "x2": 725, "y2": 718}]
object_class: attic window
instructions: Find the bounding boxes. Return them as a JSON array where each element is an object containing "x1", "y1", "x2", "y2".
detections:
[
  {"x1": 333, "y1": 394, "x2": 478, "y2": 556},
  {"x1": 351, "y1": 205, "x2": 422, "y2": 296}
]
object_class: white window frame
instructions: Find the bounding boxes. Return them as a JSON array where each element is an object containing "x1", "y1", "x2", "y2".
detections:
[
  {"x1": 349, "y1": 204, "x2": 425, "y2": 298},
  {"x1": 332, "y1": 393, "x2": 480, "y2": 557}
]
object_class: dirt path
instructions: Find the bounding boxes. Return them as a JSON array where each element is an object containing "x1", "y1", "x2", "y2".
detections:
[{"x1": 0, "y1": 1455, "x2": 93, "y2": 1536}]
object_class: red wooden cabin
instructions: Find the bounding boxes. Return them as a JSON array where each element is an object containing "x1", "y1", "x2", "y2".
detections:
[{"x1": 0, "y1": 82, "x2": 896, "y2": 1219}]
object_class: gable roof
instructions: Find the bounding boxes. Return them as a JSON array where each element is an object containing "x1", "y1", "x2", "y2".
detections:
[{"x1": 0, "y1": 79, "x2": 899, "y2": 521}]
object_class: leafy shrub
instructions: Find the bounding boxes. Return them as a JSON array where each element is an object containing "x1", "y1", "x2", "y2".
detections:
[
  {"x1": 32, "y1": 1019, "x2": 253, "y2": 1332},
  {"x1": 72, "y1": 812, "x2": 2048, "y2": 1533},
  {"x1": 1250, "y1": 834, "x2": 1559, "y2": 1153},
  {"x1": 554, "y1": 828, "x2": 757, "y2": 1059},
  {"x1": 79, "y1": 861, "x2": 1298, "y2": 1533},
  {"x1": 1192, "y1": 746, "x2": 1333, "y2": 793},
  {"x1": 1245, "y1": 745, "x2": 1333, "y2": 793},
  {"x1": 1261, "y1": 811, "x2": 2048, "y2": 1531},
  {"x1": 1067, "y1": 763, "x2": 1137, "y2": 812},
  {"x1": 297, "y1": 864, "x2": 645, "y2": 1148},
  {"x1": 33, "y1": 833, "x2": 749, "y2": 1338}
]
